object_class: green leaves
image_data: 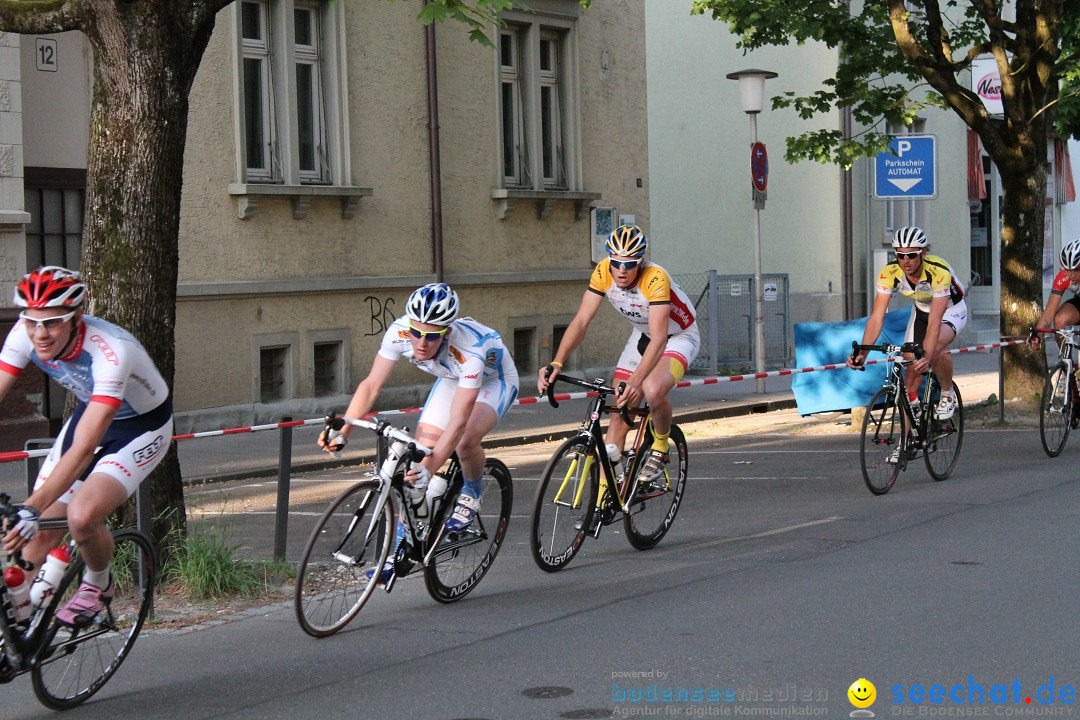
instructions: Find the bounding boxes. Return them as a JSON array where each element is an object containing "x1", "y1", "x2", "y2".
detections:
[{"x1": 407, "y1": 0, "x2": 590, "y2": 47}]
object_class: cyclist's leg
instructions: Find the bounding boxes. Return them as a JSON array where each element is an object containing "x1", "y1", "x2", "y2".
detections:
[
  {"x1": 932, "y1": 301, "x2": 967, "y2": 393},
  {"x1": 458, "y1": 365, "x2": 519, "y2": 480},
  {"x1": 641, "y1": 328, "x2": 699, "y2": 441},
  {"x1": 57, "y1": 409, "x2": 171, "y2": 621},
  {"x1": 1055, "y1": 297, "x2": 1080, "y2": 327},
  {"x1": 605, "y1": 331, "x2": 646, "y2": 451}
]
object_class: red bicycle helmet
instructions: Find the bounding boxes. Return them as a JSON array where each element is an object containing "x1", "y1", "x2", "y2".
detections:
[{"x1": 14, "y1": 266, "x2": 86, "y2": 309}]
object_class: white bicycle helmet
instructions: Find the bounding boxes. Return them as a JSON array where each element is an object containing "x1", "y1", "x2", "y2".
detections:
[
  {"x1": 892, "y1": 226, "x2": 929, "y2": 249},
  {"x1": 1061, "y1": 239, "x2": 1080, "y2": 270},
  {"x1": 405, "y1": 283, "x2": 460, "y2": 325}
]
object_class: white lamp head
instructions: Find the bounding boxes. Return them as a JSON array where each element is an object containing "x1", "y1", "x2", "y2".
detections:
[{"x1": 726, "y1": 69, "x2": 779, "y2": 114}]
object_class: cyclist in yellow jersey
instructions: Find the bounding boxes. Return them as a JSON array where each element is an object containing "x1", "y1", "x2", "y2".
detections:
[
  {"x1": 847, "y1": 226, "x2": 968, "y2": 419},
  {"x1": 538, "y1": 225, "x2": 700, "y2": 481}
]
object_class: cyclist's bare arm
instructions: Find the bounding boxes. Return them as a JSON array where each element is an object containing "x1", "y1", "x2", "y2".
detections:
[
  {"x1": 0, "y1": 368, "x2": 15, "y2": 404},
  {"x1": 3, "y1": 399, "x2": 117, "y2": 552},
  {"x1": 917, "y1": 295, "x2": 949, "y2": 370},
  {"x1": 322, "y1": 354, "x2": 396, "y2": 450},
  {"x1": 537, "y1": 290, "x2": 604, "y2": 393},
  {"x1": 848, "y1": 292, "x2": 891, "y2": 368}
]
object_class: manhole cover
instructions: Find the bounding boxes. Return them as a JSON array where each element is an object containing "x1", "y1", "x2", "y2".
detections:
[
  {"x1": 522, "y1": 686, "x2": 574, "y2": 699},
  {"x1": 561, "y1": 709, "x2": 615, "y2": 719},
  {"x1": 950, "y1": 560, "x2": 981, "y2": 566}
]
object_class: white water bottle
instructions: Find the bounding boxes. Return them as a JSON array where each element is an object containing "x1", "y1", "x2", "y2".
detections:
[
  {"x1": 425, "y1": 473, "x2": 449, "y2": 519},
  {"x1": 3, "y1": 565, "x2": 32, "y2": 623},
  {"x1": 606, "y1": 443, "x2": 622, "y2": 465},
  {"x1": 29, "y1": 547, "x2": 70, "y2": 610}
]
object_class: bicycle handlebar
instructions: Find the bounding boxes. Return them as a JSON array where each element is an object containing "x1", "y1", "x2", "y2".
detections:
[
  {"x1": 542, "y1": 367, "x2": 634, "y2": 425},
  {"x1": 324, "y1": 414, "x2": 433, "y2": 458}
]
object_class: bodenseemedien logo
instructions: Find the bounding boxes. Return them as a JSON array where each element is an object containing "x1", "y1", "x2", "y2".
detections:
[{"x1": 850, "y1": 678, "x2": 877, "y2": 718}]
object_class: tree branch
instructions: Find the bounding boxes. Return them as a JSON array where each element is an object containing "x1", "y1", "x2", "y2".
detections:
[{"x1": 0, "y1": 0, "x2": 83, "y2": 33}]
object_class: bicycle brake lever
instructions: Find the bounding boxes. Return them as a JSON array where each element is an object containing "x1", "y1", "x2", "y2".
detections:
[
  {"x1": 546, "y1": 373, "x2": 560, "y2": 409},
  {"x1": 615, "y1": 382, "x2": 635, "y2": 426}
]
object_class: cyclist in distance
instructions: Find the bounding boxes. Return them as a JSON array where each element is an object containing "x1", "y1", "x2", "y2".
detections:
[
  {"x1": 0, "y1": 266, "x2": 172, "y2": 627},
  {"x1": 317, "y1": 282, "x2": 518, "y2": 582},
  {"x1": 847, "y1": 226, "x2": 968, "y2": 419},
  {"x1": 1029, "y1": 238, "x2": 1080, "y2": 345},
  {"x1": 537, "y1": 224, "x2": 700, "y2": 482}
]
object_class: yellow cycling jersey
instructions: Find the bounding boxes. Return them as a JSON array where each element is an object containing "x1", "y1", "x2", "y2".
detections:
[
  {"x1": 588, "y1": 259, "x2": 696, "y2": 335},
  {"x1": 875, "y1": 254, "x2": 966, "y2": 312}
]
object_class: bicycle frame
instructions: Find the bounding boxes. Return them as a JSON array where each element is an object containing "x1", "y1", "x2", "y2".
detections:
[
  {"x1": 0, "y1": 518, "x2": 75, "y2": 674},
  {"x1": 857, "y1": 342, "x2": 939, "y2": 444},
  {"x1": 1038, "y1": 325, "x2": 1080, "y2": 376},
  {"x1": 328, "y1": 416, "x2": 472, "y2": 590},
  {"x1": 545, "y1": 376, "x2": 652, "y2": 515}
]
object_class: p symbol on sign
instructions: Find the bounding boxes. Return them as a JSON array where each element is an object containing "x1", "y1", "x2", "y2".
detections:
[{"x1": 896, "y1": 140, "x2": 912, "y2": 156}]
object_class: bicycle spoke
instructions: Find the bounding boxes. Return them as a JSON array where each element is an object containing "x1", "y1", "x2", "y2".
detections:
[
  {"x1": 1040, "y1": 364, "x2": 1072, "y2": 457},
  {"x1": 860, "y1": 387, "x2": 904, "y2": 495},
  {"x1": 531, "y1": 437, "x2": 598, "y2": 572},
  {"x1": 624, "y1": 424, "x2": 688, "y2": 550}
]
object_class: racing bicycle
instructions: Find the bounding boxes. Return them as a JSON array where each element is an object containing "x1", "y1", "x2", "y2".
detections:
[
  {"x1": 1032, "y1": 325, "x2": 1080, "y2": 457},
  {"x1": 852, "y1": 341, "x2": 964, "y2": 495},
  {"x1": 530, "y1": 372, "x2": 688, "y2": 572},
  {"x1": 294, "y1": 414, "x2": 512, "y2": 637},
  {"x1": 0, "y1": 494, "x2": 156, "y2": 710}
]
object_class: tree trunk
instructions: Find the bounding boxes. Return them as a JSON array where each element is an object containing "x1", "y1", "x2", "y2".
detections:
[
  {"x1": 998, "y1": 167, "x2": 1048, "y2": 410},
  {"x1": 77, "y1": 2, "x2": 218, "y2": 559}
]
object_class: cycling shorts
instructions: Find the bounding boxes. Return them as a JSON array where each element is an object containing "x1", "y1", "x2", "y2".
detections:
[
  {"x1": 35, "y1": 399, "x2": 173, "y2": 504},
  {"x1": 904, "y1": 300, "x2": 968, "y2": 345},
  {"x1": 614, "y1": 326, "x2": 701, "y2": 383},
  {"x1": 418, "y1": 366, "x2": 520, "y2": 430}
]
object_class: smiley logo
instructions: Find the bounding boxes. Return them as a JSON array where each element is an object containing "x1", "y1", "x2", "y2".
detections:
[{"x1": 848, "y1": 678, "x2": 876, "y2": 709}]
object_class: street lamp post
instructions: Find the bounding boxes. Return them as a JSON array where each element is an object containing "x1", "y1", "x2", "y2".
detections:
[{"x1": 726, "y1": 69, "x2": 777, "y2": 393}]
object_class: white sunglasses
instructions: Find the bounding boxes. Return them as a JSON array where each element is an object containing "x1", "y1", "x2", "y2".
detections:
[{"x1": 20, "y1": 310, "x2": 77, "y2": 332}]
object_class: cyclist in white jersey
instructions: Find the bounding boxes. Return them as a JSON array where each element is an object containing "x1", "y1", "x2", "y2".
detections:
[
  {"x1": 0, "y1": 267, "x2": 172, "y2": 631},
  {"x1": 317, "y1": 283, "x2": 518, "y2": 583},
  {"x1": 537, "y1": 225, "x2": 700, "y2": 483}
]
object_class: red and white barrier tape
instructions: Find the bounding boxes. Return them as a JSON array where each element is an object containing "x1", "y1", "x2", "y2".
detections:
[{"x1": 0, "y1": 338, "x2": 1026, "y2": 464}]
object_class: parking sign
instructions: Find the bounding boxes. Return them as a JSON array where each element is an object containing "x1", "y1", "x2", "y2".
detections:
[{"x1": 874, "y1": 135, "x2": 937, "y2": 199}]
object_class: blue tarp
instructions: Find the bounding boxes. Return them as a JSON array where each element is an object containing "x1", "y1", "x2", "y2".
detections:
[{"x1": 791, "y1": 310, "x2": 910, "y2": 416}]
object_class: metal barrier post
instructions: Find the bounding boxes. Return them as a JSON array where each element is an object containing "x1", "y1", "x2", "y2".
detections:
[
  {"x1": 998, "y1": 343, "x2": 1005, "y2": 423},
  {"x1": 274, "y1": 417, "x2": 293, "y2": 561},
  {"x1": 24, "y1": 438, "x2": 53, "y2": 497},
  {"x1": 135, "y1": 476, "x2": 153, "y2": 617},
  {"x1": 708, "y1": 270, "x2": 719, "y2": 375}
]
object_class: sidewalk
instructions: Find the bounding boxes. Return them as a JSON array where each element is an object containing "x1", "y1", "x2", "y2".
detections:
[{"x1": 0, "y1": 351, "x2": 1003, "y2": 495}]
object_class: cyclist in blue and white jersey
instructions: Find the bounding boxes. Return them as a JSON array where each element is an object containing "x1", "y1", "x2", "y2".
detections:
[
  {"x1": 317, "y1": 283, "x2": 518, "y2": 582},
  {"x1": 0, "y1": 266, "x2": 172, "y2": 630}
]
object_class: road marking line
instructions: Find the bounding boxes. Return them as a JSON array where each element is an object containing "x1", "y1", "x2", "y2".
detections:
[{"x1": 679, "y1": 515, "x2": 843, "y2": 552}]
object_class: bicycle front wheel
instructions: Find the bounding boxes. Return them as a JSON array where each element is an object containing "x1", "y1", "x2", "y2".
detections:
[
  {"x1": 624, "y1": 424, "x2": 688, "y2": 550},
  {"x1": 925, "y1": 383, "x2": 964, "y2": 480},
  {"x1": 1040, "y1": 363, "x2": 1072, "y2": 457},
  {"x1": 294, "y1": 480, "x2": 392, "y2": 638},
  {"x1": 32, "y1": 529, "x2": 156, "y2": 710},
  {"x1": 424, "y1": 459, "x2": 513, "y2": 603},
  {"x1": 530, "y1": 436, "x2": 599, "y2": 572},
  {"x1": 860, "y1": 387, "x2": 905, "y2": 495}
]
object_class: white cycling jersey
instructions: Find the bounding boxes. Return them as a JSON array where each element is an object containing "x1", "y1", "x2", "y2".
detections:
[
  {"x1": 0, "y1": 314, "x2": 169, "y2": 419},
  {"x1": 378, "y1": 316, "x2": 515, "y2": 390}
]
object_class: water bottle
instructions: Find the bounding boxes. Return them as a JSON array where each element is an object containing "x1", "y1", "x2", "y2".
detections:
[
  {"x1": 29, "y1": 547, "x2": 71, "y2": 610},
  {"x1": 425, "y1": 473, "x2": 449, "y2": 519},
  {"x1": 606, "y1": 443, "x2": 622, "y2": 466},
  {"x1": 405, "y1": 469, "x2": 431, "y2": 517},
  {"x1": 3, "y1": 565, "x2": 31, "y2": 624}
]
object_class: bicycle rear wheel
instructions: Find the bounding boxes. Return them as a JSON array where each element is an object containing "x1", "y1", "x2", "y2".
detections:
[
  {"x1": 860, "y1": 387, "x2": 905, "y2": 495},
  {"x1": 32, "y1": 529, "x2": 156, "y2": 710},
  {"x1": 1040, "y1": 363, "x2": 1072, "y2": 457},
  {"x1": 294, "y1": 480, "x2": 392, "y2": 638},
  {"x1": 530, "y1": 436, "x2": 599, "y2": 572},
  {"x1": 925, "y1": 383, "x2": 964, "y2": 480},
  {"x1": 424, "y1": 459, "x2": 513, "y2": 603},
  {"x1": 623, "y1": 424, "x2": 688, "y2": 550}
]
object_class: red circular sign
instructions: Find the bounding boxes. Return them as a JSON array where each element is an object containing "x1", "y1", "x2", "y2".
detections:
[{"x1": 751, "y1": 142, "x2": 769, "y2": 192}]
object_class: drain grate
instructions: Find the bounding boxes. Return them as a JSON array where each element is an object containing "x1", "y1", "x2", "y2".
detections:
[{"x1": 522, "y1": 686, "x2": 575, "y2": 699}]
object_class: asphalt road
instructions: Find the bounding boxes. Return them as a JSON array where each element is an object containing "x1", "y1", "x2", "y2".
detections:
[{"x1": 6, "y1": 420, "x2": 1080, "y2": 720}]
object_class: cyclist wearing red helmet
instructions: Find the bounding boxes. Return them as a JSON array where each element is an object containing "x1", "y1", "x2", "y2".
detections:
[
  {"x1": 1030, "y1": 238, "x2": 1080, "y2": 345},
  {"x1": 0, "y1": 266, "x2": 172, "y2": 630}
]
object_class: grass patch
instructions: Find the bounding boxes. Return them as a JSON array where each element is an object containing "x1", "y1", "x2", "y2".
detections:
[{"x1": 159, "y1": 526, "x2": 294, "y2": 601}]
